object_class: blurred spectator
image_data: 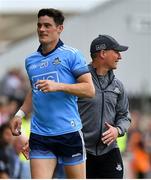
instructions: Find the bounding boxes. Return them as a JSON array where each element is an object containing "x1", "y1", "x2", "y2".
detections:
[
  {"x1": 7, "y1": 97, "x2": 20, "y2": 117},
  {"x1": 0, "y1": 95, "x2": 21, "y2": 126},
  {"x1": 117, "y1": 134, "x2": 127, "y2": 154},
  {"x1": 144, "y1": 121, "x2": 151, "y2": 176},
  {"x1": 0, "y1": 123, "x2": 23, "y2": 178},
  {"x1": 0, "y1": 68, "x2": 29, "y2": 105},
  {"x1": 144, "y1": 121, "x2": 151, "y2": 155},
  {"x1": 127, "y1": 111, "x2": 151, "y2": 179},
  {"x1": 128, "y1": 129, "x2": 151, "y2": 178},
  {"x1": 0, "y1": 96, "x2": 9, "y2": 125},
  {"x1": 0, "y1": 160, "x2": 9, "y2": 179},
  {"x1": 20, "y1": 117, "x2": 30, "y2": 138}
]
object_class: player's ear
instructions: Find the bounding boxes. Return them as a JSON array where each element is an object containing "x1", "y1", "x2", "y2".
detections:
[{"x1": 57, "y1": 25, "x2": 64, "y2": 33}]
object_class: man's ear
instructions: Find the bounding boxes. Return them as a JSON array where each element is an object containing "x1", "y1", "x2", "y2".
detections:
[
  {"x1": 100, "y1": 50, "x2": 106, "y2": 59},
  {"x1": 58, "y1": 25, "x2": 64, "y2": 33}
]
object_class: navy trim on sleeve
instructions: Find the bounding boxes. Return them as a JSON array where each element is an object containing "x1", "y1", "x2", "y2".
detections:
[{"x1": 74, "y1": 67, "x2": 90, "y2": 79}]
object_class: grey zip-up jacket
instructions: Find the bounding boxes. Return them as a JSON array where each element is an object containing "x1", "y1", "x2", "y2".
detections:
[{"x1": 78, "y1": 64, "x2": 131, "y2": 156}]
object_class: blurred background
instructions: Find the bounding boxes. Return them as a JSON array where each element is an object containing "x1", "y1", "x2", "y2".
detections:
[{"x1": 0, "y1": 0, "x2": 151, "y2": 178}]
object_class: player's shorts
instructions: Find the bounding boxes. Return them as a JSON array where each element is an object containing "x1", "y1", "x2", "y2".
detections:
[{"x1": 29, "y1": 130, "x2": 86, "y2": 165}]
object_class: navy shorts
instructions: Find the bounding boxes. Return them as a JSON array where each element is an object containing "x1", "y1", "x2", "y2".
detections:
[{"x1": 29, "y1": 131, "x2": 86, "y2": 165}]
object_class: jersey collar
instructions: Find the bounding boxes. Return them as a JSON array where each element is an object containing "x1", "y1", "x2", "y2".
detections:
[{"x1": 37, "y1": 39, "x2": 64, "y2": 56}]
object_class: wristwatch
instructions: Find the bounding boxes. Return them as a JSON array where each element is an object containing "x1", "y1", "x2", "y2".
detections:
[{"x1": 116, "y1": 127, "x2": 122, "y2": 137}]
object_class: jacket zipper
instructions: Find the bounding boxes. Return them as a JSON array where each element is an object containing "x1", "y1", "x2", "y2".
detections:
[
  {"x1": 90, "y1": 66, "x2": 115, "y2": 155},
  {"x1": 95, "y1": 90, "x2": 104, "y2": 155}
]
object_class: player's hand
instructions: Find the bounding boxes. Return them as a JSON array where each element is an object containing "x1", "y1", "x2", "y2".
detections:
[
  {"x1": 9, "y1": 116, "x2": 22, "y2": 136},
  {"x1": 22, "y1": 141, "x2": 29, "y2": 160},
  {"x1": 36, "y1": 80, "x2": 59, "y2": 92},
  {"x1": 101, "y1": 122, "x2": 118, "y2": 146}
]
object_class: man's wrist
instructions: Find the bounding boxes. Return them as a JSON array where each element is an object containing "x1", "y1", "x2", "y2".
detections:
[
  {"x1": 116, "y1": 127, "x2": 122, "y2": 137},
  {"x1": 15, "y1": 109, "x2": 25, "y2": 118}
]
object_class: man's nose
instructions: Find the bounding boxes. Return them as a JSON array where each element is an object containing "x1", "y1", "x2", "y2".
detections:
[
  {"x1": 39, "y1": 25, "x2": 45, "y2": 31},
  {"x1": 118, "y1": 52, "x2": 122, "y2": 59}
]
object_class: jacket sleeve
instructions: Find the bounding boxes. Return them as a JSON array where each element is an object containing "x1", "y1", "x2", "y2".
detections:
[{"x1": 114, "y1": 80, "x2": 131, "y2": 137}]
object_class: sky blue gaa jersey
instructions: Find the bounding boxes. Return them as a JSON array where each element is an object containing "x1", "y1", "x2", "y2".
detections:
[{"x1": 25, "y1": 40, "x2": 89, "y2": 136}]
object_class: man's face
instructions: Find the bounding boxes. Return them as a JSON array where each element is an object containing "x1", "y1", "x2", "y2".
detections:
[
  {"x1": 37, "y1": 15, "x2": 63, "y2": 45},
  {"x1": 104, "y1": 50, "x2": 122, "y2": 70}
]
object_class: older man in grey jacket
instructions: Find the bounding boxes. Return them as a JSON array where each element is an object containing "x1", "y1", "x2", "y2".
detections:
[{"x1": 78, "y1": 34, "x2": 131, "y2": 179}]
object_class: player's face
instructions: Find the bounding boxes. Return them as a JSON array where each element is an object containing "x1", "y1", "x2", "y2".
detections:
[{"x1": 37, "y1": 15, "x2": 63, "y2": 45}]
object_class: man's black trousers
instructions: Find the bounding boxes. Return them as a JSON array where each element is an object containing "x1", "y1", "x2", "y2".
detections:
[{"x1": 86, "y1": 148, "x2": 124, "y2": 179}]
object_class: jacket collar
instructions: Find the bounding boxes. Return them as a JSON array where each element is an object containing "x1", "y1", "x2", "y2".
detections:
[{"x1": 88, "y1": 63, "x2": 115, "y2": 90}]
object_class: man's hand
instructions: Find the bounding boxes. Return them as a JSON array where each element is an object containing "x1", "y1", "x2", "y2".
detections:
[
  {"x1": 22, "y1": 141, "x2": 29, "y2": 160},
  {"x1": 36, "y1": 80, "x2": 59, "y2": 93},
  {"x1": 9, "y1": 116, "x2": 22, "y2": 136},
  {"x1": 101, "y1": 122, "x2": 118, "y2": 146}
]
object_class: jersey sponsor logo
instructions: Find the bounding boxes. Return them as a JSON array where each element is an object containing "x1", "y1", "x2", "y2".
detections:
[
  {"x1": 40, "y1": 61, "x2": 48, "y2": 68},
  {"x1": 52, "y1": 57, "x2": 61, "y2": 65},
  {"x1": 29, "y1": 61, "x2": 48, "y2": 70},
  {"x1": 30, "y1": 64, "x2": 38, "y2": 70},
  {"x1": 32, "y1": 71, "x2": 59, "y2": 92}
]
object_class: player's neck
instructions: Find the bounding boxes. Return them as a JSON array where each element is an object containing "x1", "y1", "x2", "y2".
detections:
[{"x1": 41, "y1": 39, "x2": 59, "y2": 54}]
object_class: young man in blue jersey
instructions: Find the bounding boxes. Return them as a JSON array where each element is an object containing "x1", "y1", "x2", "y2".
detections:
[{"x1": 9, "y1": 8, "x2": 95, "y2": 179}]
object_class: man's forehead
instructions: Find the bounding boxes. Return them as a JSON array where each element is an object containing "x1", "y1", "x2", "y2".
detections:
[{"x1": 38, "y1": 16, "x2": 54, "y2": 23}]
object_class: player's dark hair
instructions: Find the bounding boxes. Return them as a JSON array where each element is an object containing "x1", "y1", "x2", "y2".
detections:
[{"x1": 38, "y1": 8, "x2": 65, "y2": 25}]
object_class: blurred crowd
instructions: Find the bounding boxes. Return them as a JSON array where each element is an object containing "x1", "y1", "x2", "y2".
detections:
[
  {"x1": 0, "y1": 68, "x2": 31, "y2": 178},
  {"x1": 0, "y1": 67, "x2": 151, "y2": 179},
  {"x1": 123, "y1": 110, "x2": 151, "y2": 178}
]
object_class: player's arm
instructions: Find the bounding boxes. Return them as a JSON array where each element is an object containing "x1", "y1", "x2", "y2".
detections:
[
  {"x1": 20, "y1": 89, "x2": 32, "y2": 114},
  {"x1": 59, "y1": 73, "x2": 95, "y2": 97},
  {"x1": 36, "y1": 73, "x2": 95, "y2": 98},
  {"x1": 10, "y1": 89, "x2": 32, "y2": 136}
]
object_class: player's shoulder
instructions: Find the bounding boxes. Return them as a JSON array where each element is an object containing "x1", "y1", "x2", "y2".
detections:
[
  {"x1": 26, "y1": 51, "x2": 39, "y2": 59},
  {"x1": 25, "y1": 51, "x2": 40, "y2": 63},
  {"x1": 58, "y1": 44, "x2": 79, "y2": 54}
]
